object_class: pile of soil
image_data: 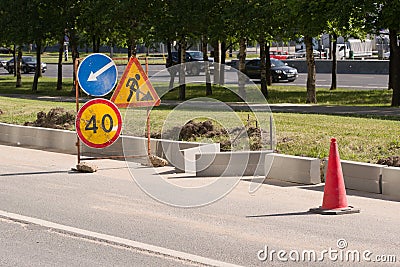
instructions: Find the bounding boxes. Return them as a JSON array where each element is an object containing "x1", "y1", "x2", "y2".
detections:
[
  {"x1": 152, "y1": 120, "x2": 262, "y2": 151},
  {"x1": 179, "y1": 120, "x2": 219, "y2": 140},
  {"x1": 377, "y1": 156, "x2": 400, "y2": 167},
  {"x1": 153, "y1": 120, "x2": 223, "y2": 140},
  {"x1": 24, "y1": 108, "x2": 76, "y2": 130}
]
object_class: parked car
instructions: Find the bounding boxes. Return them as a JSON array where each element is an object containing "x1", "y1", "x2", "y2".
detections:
[
  {"x1": 0, "y1": 47, "x2": 10, "y2": 54},
  {"x1": 243, "y1": 58, "x2": 298, "y2": 82},
  {"x1": 166, "y1": 51, "x2": 212, "y2": 76},
  {"x1": 294, "y1": 49, "x2": 325, "y2": 58},
  {"x1": 0, "y1": 58, "x2": 8, "y2": 67},
  {"x1": 5, "y1": 56, "x2": 47, "y2": 74}
]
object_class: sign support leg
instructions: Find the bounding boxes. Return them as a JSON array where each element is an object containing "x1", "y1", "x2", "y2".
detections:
[
  {"x1": 145, "y1": 57, "x2": 151, "y2": 156},
  {"x1": 75, "y1": 59, "x2": 81, "y2": 164},
  {"x1": 147, "y1": 107, "x2": 151, "y2": 156}
]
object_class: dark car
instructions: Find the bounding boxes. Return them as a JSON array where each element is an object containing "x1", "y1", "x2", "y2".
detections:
[
  {"x1": 5, "y1": 56, "x2": 47, "y2": 74},
  {"x1": 243, "y1": 58, "x2": 298, "y2": 82},
  {"x1": 166, "y1": 51, "x2": 208, "y2": 76}
]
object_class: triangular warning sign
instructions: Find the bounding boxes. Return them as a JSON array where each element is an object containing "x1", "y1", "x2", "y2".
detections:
[{"x1": 110, "y1": 57, "x2": 160, "y2": 108}]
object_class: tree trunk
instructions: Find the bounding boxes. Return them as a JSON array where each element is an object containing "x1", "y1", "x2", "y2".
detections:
[
  {"x1": 16, "y1": 46, "x2": 22, "y2": 88},
  {"x1": 70, "y1": 29, "x2": 79, "y2": 93},
  {"x1": 202, "y1": 36, "x2": 212, "y2": 95},
  {"x1": 92, "y1": 35, "x2": 96, "y2": 53},
  {"x1": 238, "y1": 37, "x2": 247, "y2": 101},
  {"x1": 12, "y1": 45, "x2": 16, "y2": 77},
  {"x1": 213, "y1": 41, "x2": 220, "y2": 84},
  {"x1": 330, "y1": 34, "x2": 337, "y2": 90},
  {"x1": 259, "y1": 39, "x2": 268, "y2": 98},
  {"x1": 266, "y1": 43, "x2": 272, "y2": 86},
  {"x1": 32, "y1": 40, "x2": 42, "y2": 93},
  {"x1": 305, "y1": 35, "x2": 317, "y2": 103},
  {"x1": 389, "y1": 36, "x2": 394, "y2": 90},
  {"x1": 92, "y1": 35, "x2": 100, "y2": 53},
  {"x1": 57, "y1": 34, "x2": 64, "y2": 90},
  {"x1": 166, "y1": 41, "x2": 176, "y2": 89},
  {"x1": 220, "y1": 41, "x2": 226, "y2": 85},
  {"x1": 130, "y1": 38, "x2": 137, "y2": 58},
  {"x1": 178, "y1": 38, "x2": 186, "y2": 101},
  {"x1": 389, "y1": 29, "x2": 400, "y2": 107}
]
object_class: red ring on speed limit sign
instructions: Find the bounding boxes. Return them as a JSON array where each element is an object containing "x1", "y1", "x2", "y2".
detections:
[{"x1": 76, "y1": 98, "x2": 122, "y2": 148}]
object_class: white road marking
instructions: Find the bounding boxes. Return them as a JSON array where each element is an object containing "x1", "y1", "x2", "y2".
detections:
[{"x1": 0, "y1": 210, "x2": 242, "y2": 267}]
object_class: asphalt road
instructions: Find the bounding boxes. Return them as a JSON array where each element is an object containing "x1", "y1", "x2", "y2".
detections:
[
  {"x1": 1, "y1": 144, "x2": 399, "y2": 266},
  {"x1": 0, "y1": 64, "x2": 388, "y2": 90},
  {"x1": 0, "y1": 218, "x2": 189, "y2": 267}
]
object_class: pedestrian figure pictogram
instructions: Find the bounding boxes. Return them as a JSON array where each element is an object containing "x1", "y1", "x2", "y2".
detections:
[{"x1": 127, "y1": 74, "x2": 141, "y2": 102}]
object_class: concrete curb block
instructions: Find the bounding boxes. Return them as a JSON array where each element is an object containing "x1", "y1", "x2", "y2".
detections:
[
  {"x1": 324, "y1": 159, "x2": 385, "y2": 194},
  {"x1": 181, "y1": 144, "x2": 220, "y2": 173},
  {"x1": 0, "y1": 123, "x2": 77, "y2": 154},
  {"x1": 382, "y1": 167, "x2": 400, "y2": 198},
  {"x1": 2, "y1": 123, "x2": 396, "y2": 197},
  {"x1": 341, "y1": 160, "x2": 384, "y2": 194},
  {"x1": 195, "y1": 151, "x2": 273, "y2": 177},
  {"x1": 265, "y1": 153, "x2": 321, "y2": 184},
  {"x1": 0, "y1": 123, "x2": 206, "y2": 170}
]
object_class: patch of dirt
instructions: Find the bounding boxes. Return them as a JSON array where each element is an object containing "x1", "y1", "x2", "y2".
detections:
[
  {"x1": 377, "y1": 156, "x2": 400, "y2": 167},
  {"x1": 24, "y1": 108, "x2": 76, "y2": 130},
  {"x1": 152, "y1": 120, "x2": 263, "y2": 151},
  {"x1": 0, "y1": 109, "x2": 3, "y2": 115}
]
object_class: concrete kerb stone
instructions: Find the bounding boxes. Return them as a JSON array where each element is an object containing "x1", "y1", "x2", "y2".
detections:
[
  {"x1": 265, "y1": 153, "x2": 321, "y2": 184},
  {"x1": 195, "y1": 150, "x2": 273, "y2": 177},
  {"x1": 0, "y1": 122, "x2": 77, "y2": 154},
  {"x1": 181, "y1": 143, "x2": 220, "y2": 173},
  {"x1": 0, "y1": 123, "x2": 208, "y2": 168},
  {"x1": 382, "y1": 167, "x2": 400, "y2": 199},
  {"x1": 1, "y1": 123, "x2": 395, "y2": 197},
  {"x1": 323, "y1": 159, "x2": 385, "y2": 194}
]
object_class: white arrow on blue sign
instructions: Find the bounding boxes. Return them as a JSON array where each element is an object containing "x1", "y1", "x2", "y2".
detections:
[{"x1": 77, "y1": 53, "x2": 118, "y2": 97}]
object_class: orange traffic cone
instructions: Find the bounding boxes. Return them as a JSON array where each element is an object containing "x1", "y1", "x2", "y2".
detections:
[{"x1": 310, "y1": 138, "x2": 360, "y2": 215}]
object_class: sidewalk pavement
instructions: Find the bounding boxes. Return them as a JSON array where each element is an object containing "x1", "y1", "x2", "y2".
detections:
[
  {"x1": 1, "y1": 94, "x2": 399, "y2": 117},
  {"x1": 160, "y1": 100, "x2": 400, "y2": 118}
]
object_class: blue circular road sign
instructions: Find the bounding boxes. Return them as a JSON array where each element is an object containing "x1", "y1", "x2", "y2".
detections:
[{"x1": 77, "y1": 53, "x2": 118, "y2": 97}]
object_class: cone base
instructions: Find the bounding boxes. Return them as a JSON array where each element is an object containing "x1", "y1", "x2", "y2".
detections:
[{"x1": 309, "y1": 206, "x2": 360, "y2": 215}]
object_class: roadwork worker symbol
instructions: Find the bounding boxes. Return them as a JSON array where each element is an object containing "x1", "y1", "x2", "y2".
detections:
[
  {"x1": 110, "y1": 57, "x2": 160, "y2": 108},
  {"x1": 127, "y1": 74, "x2": 141, "y2": 102}
]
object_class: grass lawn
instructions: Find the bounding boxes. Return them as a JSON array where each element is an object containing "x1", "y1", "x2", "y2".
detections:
[
  {"x1": 0, "y1": 76, "x2": 76, "y2": 97},
  {"x1": 0, "y1": 96, "x2": 398, "y2": 164},
  {"x1": 0, "y1": 76, "x2": 398, "y2": 164}
]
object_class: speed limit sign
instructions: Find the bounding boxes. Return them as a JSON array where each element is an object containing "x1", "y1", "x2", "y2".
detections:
[{"x1": 76, "y1": 98, "x2": 122, "y2": 148}]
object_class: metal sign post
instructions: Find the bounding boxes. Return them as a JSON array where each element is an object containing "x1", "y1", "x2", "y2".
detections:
[
  {"x1": 145, "y1": 61, "x2": 151, "y2": 156},
  {"x1": 75, "y1": 59, "x2": 81, "y2": 164}
]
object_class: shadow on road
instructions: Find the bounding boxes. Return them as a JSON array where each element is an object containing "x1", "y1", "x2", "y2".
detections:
[{"x1": 246, "y1": 211, "x2": 313, "y2": 218}]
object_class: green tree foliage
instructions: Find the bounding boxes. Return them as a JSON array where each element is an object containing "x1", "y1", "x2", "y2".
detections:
[
  {"x1": 0, "y1": 0, "x2": 398, "y2": 106},
  {"x1": 373, "y1": 0, "x2": 400, "y2": 106}
]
